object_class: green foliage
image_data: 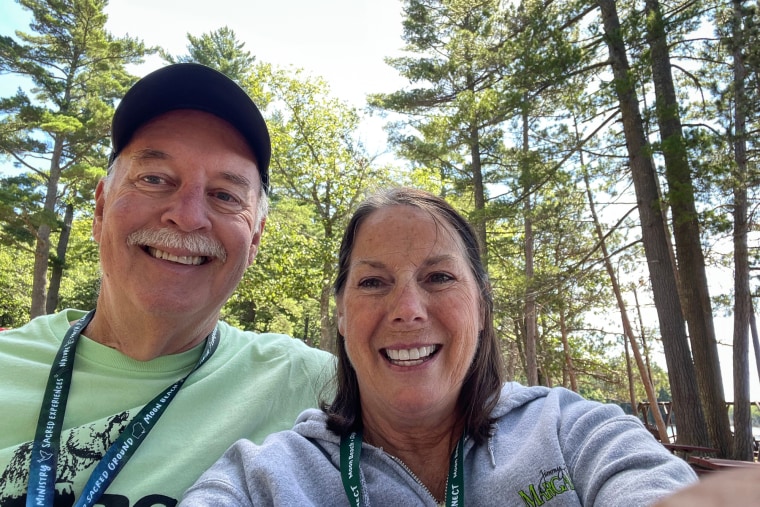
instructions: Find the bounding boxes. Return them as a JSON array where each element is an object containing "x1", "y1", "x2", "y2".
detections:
[
  {"x1": 161, "y1": 26, "x2": 255, "y2": 84},
  {"x1": 249, "y1": 64, "x2": 392, "y2": 343},
  {"x1": 0, "y1": 242, "x2": 32, "y2": 327},
  {"x1": 0, "y1": 0, "x2": 152, "y2": 315},
  {"x1": 224, "y1": 197, "x2": 323, "y2": 336},
  {"x1": 55, "y1": 217, "x2": 99, "y2": 311}
]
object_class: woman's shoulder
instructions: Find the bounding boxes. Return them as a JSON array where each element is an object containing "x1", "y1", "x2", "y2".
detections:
[{"x1": 493, "y1": 382, "x2": 618, "y2": 420}]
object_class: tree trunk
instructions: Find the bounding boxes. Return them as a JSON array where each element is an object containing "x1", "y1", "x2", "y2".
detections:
[
  {"x1": 522, "y1": 105, "x2": 538, "y2": 386},
  {"x1": 559, "y1": 307, "x2": 577, "y2": 391},
  {"x1": 729, "y1": 0, "x2": 753, "y2": 461},
  {"x1": 597, "y1": 0, "x2": 709, "y2": 446},
  {"x1": 633, "y1": 285, "x2": 656, "y2": 390},
  {"x1": 624, "y1": 332, "x2": 637, "y2": 414},
  {"x1": 469, "y1": 119, "x2": 488, "y2": 271},
  {"x1": 31, "y1": 134, "x2": 66, "y2": 317},
  {"x1": 319, "y1": 276, "x2": 334, "y2": 353},
  {"x1": 751, "y1": 309, "x2": 760, "y2": 384},
  {"x1": 583, "y1": 168, "x2": 670, "y2": 442},
  {"x1": 46, "y1": 202, "x2": 74, "y2": 314},
  {"x1": 645, "y1": 0, "x2": 732, "y2": 456}
]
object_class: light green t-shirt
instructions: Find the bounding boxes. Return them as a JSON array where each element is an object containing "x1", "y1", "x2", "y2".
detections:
[{"x1": 0, "y1": 309, "x2": 335, "y2": 506}]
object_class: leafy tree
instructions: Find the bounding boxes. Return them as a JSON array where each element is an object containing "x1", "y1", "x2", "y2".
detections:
[
  {"x1": 597, "y1": 0, "x2": 710, "y2": 447},
  {"x1": 644, "y1": 0, "x2": 732, "y2": 455},
  {"x1": 259, "y1": 65, "x2": 391, "y2": 348},
  {"x1": 0, "y1": 0, "x2": 150, "y2": 317},
  {"x1": 727, "y1": 0, "x2": 755, "y2": 461},
  {"x1": 161, "y1": 26, "x2": 255, "y2": 83},
  {"x1": 0, "y1": 242, "x2": 32, "y2": 327},
  {"x1": 225, "y1": 196, "x2": 323, "y2": 342},
  {"x1": 55, "y1": 216, "x2": 99, "y2": 311},
  {"x1": 369, "y1": 0, "x2": 511, "y2": 270}
]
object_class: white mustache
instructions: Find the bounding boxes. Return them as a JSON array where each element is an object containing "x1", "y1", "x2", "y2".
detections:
[{"x1": 127, "y1": 228, "x2": 227, "y2": 263}]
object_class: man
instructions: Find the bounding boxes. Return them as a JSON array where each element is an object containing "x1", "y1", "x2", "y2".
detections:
[{"x1": 0, "y1": 63, "x2": 334, "y2": 507}]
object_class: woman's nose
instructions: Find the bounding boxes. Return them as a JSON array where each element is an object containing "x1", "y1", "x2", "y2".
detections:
[{"x1": 389, "y1": 281, "x2": 427, "y2": 323}]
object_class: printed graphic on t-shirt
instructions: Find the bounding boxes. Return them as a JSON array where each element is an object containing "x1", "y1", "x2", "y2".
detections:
[{"x1": 0, "y1": 411, "x2": 174, "y2": 506}]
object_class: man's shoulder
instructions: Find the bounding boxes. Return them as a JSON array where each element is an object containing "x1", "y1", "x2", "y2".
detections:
[
  {"x1": 0, "y1": 309, "x2": 87, "y2": 348},
  {"x1": 215, "y1": 321, "x2": 334, "y2": 366}
]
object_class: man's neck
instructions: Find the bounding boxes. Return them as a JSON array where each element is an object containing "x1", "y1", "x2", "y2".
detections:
[{"x1": 82, "y1": 309, "x2": 216, "y2": 361}]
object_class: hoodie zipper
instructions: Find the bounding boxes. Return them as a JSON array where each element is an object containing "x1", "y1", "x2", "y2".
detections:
[{"x1": 387, "y1": 453, "x2": 445, "y2": 506}]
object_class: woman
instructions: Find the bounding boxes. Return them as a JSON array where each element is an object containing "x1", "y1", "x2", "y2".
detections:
[{"x1": 181, "y1": 187, "x2": 697, "y2": 506}]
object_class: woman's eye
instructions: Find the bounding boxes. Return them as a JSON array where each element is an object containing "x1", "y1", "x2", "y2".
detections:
[
  {"x1": 358, "y1": 278, "x2": 382, "y2": 289},
  {"x1": 429, "y1": 272, "x2": 454, "y2": 284}
]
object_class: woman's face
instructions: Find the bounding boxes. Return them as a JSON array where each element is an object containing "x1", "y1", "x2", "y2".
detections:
[{"x1": 336, "y1": 205, "x2": 482, "y2": 424}]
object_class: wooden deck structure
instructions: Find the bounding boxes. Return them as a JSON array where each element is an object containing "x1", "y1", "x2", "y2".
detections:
[{"x1": 637, "y1": 400, "x2": 759, "y2": 474}]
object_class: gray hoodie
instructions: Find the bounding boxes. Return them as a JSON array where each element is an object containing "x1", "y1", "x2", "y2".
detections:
[{"x1": 181, "y1": 383, "x2": 697, "y2": 506}]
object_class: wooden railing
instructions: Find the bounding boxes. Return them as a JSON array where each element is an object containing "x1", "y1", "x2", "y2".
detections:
[{"x1": 637, "y1": 400, "x2": 760, "y2": 472}]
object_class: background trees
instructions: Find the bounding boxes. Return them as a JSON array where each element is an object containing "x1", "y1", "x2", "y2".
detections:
[
  {"x1": 0, "y1": 0, "x2": 148, "y2": 317},
  {"x1": 1, "y1": 0, "x2": 757, "y2": 458}
]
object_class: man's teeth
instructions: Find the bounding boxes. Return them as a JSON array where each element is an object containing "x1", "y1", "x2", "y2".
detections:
[
  {"x1": 148, "y1": 247, "x2": 204, "y2": 265},
  {"x1": 386, "y1": 345, "x2": 436, "y2": 365}
]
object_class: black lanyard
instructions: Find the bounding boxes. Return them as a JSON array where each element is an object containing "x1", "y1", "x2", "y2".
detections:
[
  {"x1": 340, "y1": 430, "x2": 465, "y2": 507},
  {"x1": 26, "y1": 310, "x2": 219, "y2": 507}
]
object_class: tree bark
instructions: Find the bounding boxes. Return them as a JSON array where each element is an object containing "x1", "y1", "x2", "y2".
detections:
[
  {"x1": 522, "y1": 105, "x2": 539, "y2": 386},
  {"x1": 645, "y1": 0, "x2": 732, "y2": 456},
  {"x1": 559, "y1": 307, "x2": 577, "y2": 392},
  {"x1": 729, "y1": 0, "x2": 754, "y2": 461},
  {"x1": 597, "y1": 0, "x2": 708, "y2": 446},
  {"x1": 46, "y1": 202, "x2": 74, "y2": 314},
  {"x1": 31, "y1": 134, "x2": 66, "y2": 318}
]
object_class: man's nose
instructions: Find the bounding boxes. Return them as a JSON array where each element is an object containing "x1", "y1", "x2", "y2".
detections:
[{"x1": 161, "y1": 186, "x2": 212, "y2": 232}]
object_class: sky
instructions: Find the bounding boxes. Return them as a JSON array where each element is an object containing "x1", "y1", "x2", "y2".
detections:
[
  {"x1": 0, "y1": 0, "x2": 410, "y2": 157},
  {"x1": 1, "y1": 0, "x2": 758, "y2": 402}
]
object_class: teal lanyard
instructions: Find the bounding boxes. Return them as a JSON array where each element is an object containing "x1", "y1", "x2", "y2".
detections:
[
  {"x1": 26, "y1": 310, "x2": 219, "y2": 507},
  {"x1": 340, "y1": 430, "x2": 465, "y2": 507}
]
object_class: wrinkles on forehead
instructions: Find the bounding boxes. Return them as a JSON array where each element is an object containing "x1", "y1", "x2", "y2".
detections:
[
  {"x1": 351, "y1": 254, "x2": 460, "y2": 271},
  {"x1": 130, "y1": 148, "x2": 170, "y2": 162}
]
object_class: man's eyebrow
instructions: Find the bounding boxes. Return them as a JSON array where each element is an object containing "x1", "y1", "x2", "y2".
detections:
[
  {"x1": 128, "y1": 150, "x2": 253, "y2": 188},
  {"x1": 130, "y1": 148, "x2": 170, "y2": 161},
  {"x1": 221, "y1": 171, "x2": 252, "y2": 189}
]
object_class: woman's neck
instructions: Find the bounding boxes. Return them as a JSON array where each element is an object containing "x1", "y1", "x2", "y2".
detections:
[{"x1": 362, "y1": 411, "x2": 464, "y2": 502}]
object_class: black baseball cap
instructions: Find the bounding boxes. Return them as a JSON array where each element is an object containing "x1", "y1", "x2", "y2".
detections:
[{"x1": 109, "y1": 63, "x2": 271, "y2": 194}]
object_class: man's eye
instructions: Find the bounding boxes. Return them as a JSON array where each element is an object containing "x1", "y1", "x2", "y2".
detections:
[
  {"x1": 212, "y1": 191, "x2": 239, "y2": 204},
  {"x1": 142, "y1": 175, "x2": 165, "y2": 185}
]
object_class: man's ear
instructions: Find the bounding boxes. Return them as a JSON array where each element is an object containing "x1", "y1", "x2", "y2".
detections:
[
  {"x1": 247, "y1": 217, "x2": 266, "y2": 266},
  {"x1": 92, "y1": 178, "x2": 107, "y2": 243}
]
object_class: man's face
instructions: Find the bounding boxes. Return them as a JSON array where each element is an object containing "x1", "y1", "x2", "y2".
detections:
[{"x1": 92, "y1": 109, "x2": 265, "y2": 322}]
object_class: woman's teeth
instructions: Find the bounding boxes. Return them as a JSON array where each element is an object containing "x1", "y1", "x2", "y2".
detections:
[{"x1": 385, "y1": 345, "x2": 437, "y2": 366}]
